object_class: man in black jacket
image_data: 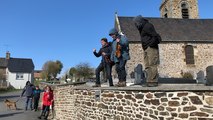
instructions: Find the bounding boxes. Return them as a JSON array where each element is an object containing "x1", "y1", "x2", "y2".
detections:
[
  {"x1": 92, "y1": 38, "x2": 114, "y2": 87},
  {"x1": 133, "y1": 15, "x2": 161, "y2": 87}
]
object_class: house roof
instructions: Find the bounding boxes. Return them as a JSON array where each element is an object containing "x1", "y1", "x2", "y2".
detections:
[
  {"x1": 0, "y1": 58, "x2": 34, "y2": 73},
  {"x1": 117, "y1": 17, "x2": 213, "y2": 42}
]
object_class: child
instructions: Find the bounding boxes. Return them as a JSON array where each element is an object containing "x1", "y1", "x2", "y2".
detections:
[
  {"x1": 33, "y1": 86, "x2": 42, "y2": 111},
  {"x1": 38, "y1": 86, "x2": 54, "y2": 120}
]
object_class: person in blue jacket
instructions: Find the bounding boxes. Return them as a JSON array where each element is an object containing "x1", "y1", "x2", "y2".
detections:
[
  {"x1": 109, "y1": 28, "x2": 130, "y2": 87},
  {"x1": 33, "y1": 86, "x2": 43, "y2": 111},
  {"x1": 21, "y1": 81, "x2": 35, "y2": 110}
]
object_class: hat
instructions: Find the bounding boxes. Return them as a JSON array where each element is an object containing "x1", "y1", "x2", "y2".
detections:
[
  {"x1": 109, "y1": 28, "x2": 118, "y2": 36},
  {"x1": 101, "y1": 38, "x2": 108, "y2": 43}
]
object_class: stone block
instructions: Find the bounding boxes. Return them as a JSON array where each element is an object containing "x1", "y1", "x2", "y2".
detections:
[
  {"x1": 183, "y1": 106, "x2": 197, "y2": 111},
  {"x1": 166, "y1": 107, "x2": 176, "y2": 112},
  {"x1": 189, "y1": 96, "x2": 203, "y2": 105},
  {"x1": 135, "y1": 94, "x2": 144, "y2": 99},
  {"x1": 102, "y1": 93, "x2": 115, "y2": 97},
  {"x1": 146, "y1": 93, "x2": 153, "y2": 98},
  {"x1": 168, "y1": 101, "x2": 180, "y2": 106},
  {"x1": 205, "y1": 97, "x2": 213, "y2": 106},
  {"x1": 200, "y1": 108, "x2": 213, "y2": 114},
  {"x1": 150, "y1": 99, "x2": 160, "y2": 105},
  {"x1": 190, "y1": 112, "x2": 209, "y2": 117},
  {"x1": 155, "y1": 92, "x2": 167, "y2": 98},
  {"x1": 157, "y1": 106, "x2": 165, "y2": 111},
  {"x1": 116, "y1": 94, "x2": 123, "y2": 99},
  {"x1": 177, "y1": 92, "x2": 188, "y2": 97},
  {"x1": 161, "y1": 98, "x2": 168, "y2": 102},
  {"x1": 179, "y1": 113, "x2": 189, "y2": 118},
  {"x1": 117, "y1": 106, "x2": 123, "y2": 111}
]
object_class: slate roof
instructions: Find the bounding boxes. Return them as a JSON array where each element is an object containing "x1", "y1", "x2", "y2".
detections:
[
  {"x1": 117, "y1": 17, "x2": 213, "y2": 42},
  {"x1": 0, "y1": 58, "x2": 34, "y2": 73}
]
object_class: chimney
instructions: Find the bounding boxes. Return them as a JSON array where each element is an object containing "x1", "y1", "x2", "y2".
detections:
[{"x1": 6, "y1": 51, "x2": 10, "y2": 59}]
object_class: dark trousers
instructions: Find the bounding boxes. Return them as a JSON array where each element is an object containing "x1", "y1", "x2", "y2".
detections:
[
  {"x1": 40, "y1": 105, "x2": 50, "y2": 119},
  {"x1": 115, "y1": 58, "x2": 127, "y2": 82},
  {"x1": 33, "y1": 97, "x2": 40, "y2": 110},
  {"x1": 95, "y1": 62, "x2": 113, "y2": 86},
  {"x1": 25, "y1": 96, "x2": 33, "y2": 110},
  {"x1": 42, "y1": 105, "x2": 50, "y2": 112}
]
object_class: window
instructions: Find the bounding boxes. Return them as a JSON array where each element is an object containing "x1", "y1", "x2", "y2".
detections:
[
  {"x1": 16, "y1": 73, "x2": 24, "y2": 80},
  {"x1": 164, "y1": 8, "x2": 168, "y2": 18},
  {"x1": 181, "y1": 2, "x2": 189, "y2": 19},
  {"x1": 164, "y1": 13, "x2": 168, "y2": 18},
  {"x1": 185, "y1": 45, "x2": 195, "y2": 64}
]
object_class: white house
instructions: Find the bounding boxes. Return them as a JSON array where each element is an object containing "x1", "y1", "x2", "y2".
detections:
[{"x1": 0, "y1": 52, "x2": 34, "y2": 89}]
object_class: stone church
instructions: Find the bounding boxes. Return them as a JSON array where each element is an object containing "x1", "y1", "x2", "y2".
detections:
[{"x1": 114, "y1": 0, "x2": 213, "y2": 79}]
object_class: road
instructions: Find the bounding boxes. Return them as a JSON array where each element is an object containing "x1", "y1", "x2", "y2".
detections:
[{"x1": 0, "y1": 91, "x2": 41, "y2": 120}]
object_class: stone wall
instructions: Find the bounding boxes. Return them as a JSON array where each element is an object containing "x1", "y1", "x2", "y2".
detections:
[
  {"x1": 158, "y1": 43, "x2": 213, "y2": 78},
  {"x1": 127, "y1": 43, "x2": 213, "y2": 78},
  {"x1": 51, "y1": 84, "x2": 213, "y2": 120},
  {"x1": 126, "y1": 43, "x2": 144, "y2": 78}
]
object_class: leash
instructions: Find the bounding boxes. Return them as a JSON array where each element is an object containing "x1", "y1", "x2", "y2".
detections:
[{"x1": 15, "y1": 97, "x2": 21, "y2": 102}]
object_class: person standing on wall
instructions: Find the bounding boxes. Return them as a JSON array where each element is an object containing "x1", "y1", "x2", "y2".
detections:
[
  {"x1": 92, "y1": 38, "x2": 114, "y2": 87},
  {"x1": 133, "y1": 15, "x2": 161, "y2": 87},
  {"x1": 109, "y1": 28, "x2": 130, "y2": 87}
]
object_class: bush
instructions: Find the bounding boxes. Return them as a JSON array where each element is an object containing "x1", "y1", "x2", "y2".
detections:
[{"x1": 182, "y1": 72, "x2": 194, "y2": 79}]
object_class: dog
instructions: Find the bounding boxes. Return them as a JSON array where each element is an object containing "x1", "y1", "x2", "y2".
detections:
[{"x1": 4, "y1": 99, "x2": 18, "y2": 110}]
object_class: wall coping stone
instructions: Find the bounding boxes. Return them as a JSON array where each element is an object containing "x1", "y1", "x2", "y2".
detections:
[{"x1": 47, "y1": 83, "x2": 213, "y2": 92}]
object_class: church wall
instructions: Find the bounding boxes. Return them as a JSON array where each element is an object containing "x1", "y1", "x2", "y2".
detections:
[
  {"x1": 127, "y1": 43, "x2": 213, "y2": 79},
  {"x1": 126, "y1": 43, "x2": 144, "y2": 78},
  {"x1": 159, "y1": 43, "x2": 213, "y2": 78}
]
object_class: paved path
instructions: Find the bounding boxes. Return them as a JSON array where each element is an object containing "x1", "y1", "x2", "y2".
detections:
[{"x1": 0, "y1": 91, "x2": 40, "y2": 120}]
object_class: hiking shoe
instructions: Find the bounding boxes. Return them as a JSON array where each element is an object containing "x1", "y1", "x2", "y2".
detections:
[
  {"x1": 92, "y1": 84, "x2": 101, "y2": 87},
  {"x1": 142, "y1": 82, "x2": 158, "y2": 87},
  {"x1": 115, "y1": 81, "x2": 126, "y2": 87}
]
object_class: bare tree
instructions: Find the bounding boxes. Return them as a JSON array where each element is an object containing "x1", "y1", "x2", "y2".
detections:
[{"x1": 75, "y1": 62, "x2": 94, "y2": 81}]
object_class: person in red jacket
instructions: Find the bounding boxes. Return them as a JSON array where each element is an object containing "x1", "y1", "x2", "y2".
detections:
[{"x1": 38, "y1": 85, "x2": 53, "y2": 120}]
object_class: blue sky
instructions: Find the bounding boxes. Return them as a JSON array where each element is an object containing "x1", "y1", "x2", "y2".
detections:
[{"x1": 0, "y1": 0, "x2": 212, "y2": 74}]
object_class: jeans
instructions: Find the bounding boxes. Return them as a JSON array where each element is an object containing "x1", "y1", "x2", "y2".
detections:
[
  {"x1": 115, "y1": 58, "x2": 127, "y2": 82},
  {"x1": 34, "y1": 97, "x2": 40, "y2": 110},
  {"x1": 25, "y1": 96, "x2": 33, "y2": 110},
  {"x1": 144, "y1": 47, "x2": 159, "y2": 83},
  {"x1": 40, "y1": 105, "x2": 50, "y2": 119},
  {"x1": 95, "y1": 62, "x2": 113, "y2": 86}
]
